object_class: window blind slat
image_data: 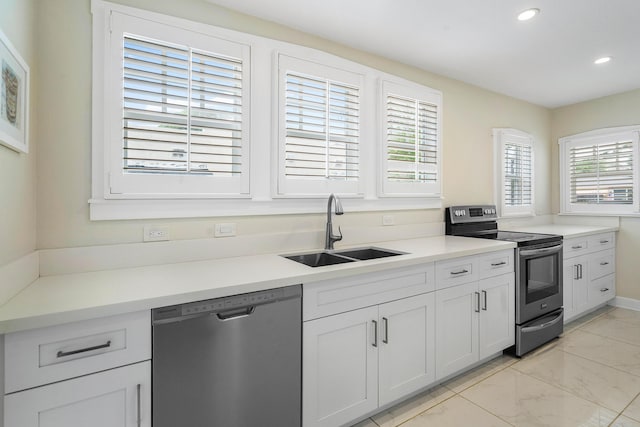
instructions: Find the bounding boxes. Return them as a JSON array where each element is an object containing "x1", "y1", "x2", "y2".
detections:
[
  {"x1": 284, "y1": 71, "x2": 360, "y2": 181},
  {"x1": 569, "y1": 140, "x2": 634, "y2": 205},
  {"x1": 385, "y1": 94, "x2": 439, "y2": 182},
  {"x1": 122, "y1": 35, "x2": 244, "y2": 176}
]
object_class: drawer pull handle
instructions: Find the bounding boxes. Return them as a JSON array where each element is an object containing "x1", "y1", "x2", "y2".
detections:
[
  {"x1": 371, "y1": 320, "x2": 378, "y2": 348},
  {"x1": 600, "y1": 240, "x2": 609, "y2": 244},
  {"x1": 382, "y1": 317, "x2": 389, "y2": 344},
  {"x1": 600, "y1": 261, "x2": 609, "y2": 266},
  {"x1": 451, "y1": 269, "x2": 469, "y2": 276},
  {"x1": 491, "y1": 261, "x2": 507, "y2": 267},
  {"x1": 56, "y1": 340, "x2": 112, "y2": 358},
  {"x1": 600, "y1": 288, "x2": 610, "y2": 292},
  {"x1": 572, "y1": 245, "x2": 583, "y2": 250}
]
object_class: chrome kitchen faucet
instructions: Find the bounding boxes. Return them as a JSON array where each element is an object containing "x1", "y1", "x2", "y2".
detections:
[{"x1": 325, "y1": 194, "x2": 343, "y2": 250}]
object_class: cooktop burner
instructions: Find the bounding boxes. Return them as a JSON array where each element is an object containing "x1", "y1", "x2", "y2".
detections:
[
  {"x1": 461, "y1": 229, "x2": 562, "y2": 247},
  {"x1": 444, "y1": 205, "x2": 562, "y2": 247}
]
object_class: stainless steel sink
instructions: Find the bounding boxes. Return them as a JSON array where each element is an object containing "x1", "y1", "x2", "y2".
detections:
[
  {"x1": 282, "y1": 247, "x2": 406, "y2": 267},
  {"x1": 333, "y1": 247, "x2": 405, "y2": 260},
  {"x1": 283, "y1": 252, "x2": 355, "y2": 267}
]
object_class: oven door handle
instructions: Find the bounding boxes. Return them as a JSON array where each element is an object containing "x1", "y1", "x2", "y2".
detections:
[
  {"x1": 519, "y1": 243, "x2": 563, "y2": 257},
  {"x1": 521, "y1": 311, "x2": 563, "y2": 333}
]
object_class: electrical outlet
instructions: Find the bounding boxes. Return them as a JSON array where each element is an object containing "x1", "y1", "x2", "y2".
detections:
[
  {"x1": 144, "y1": 226, "x2": 169, "y2": 242},
  {"x1": 214, "y1": 223, "x2": 237, "y2": 237},
  {"x1": 382, "y1": 215, "x2": 395, "y2": 226}
]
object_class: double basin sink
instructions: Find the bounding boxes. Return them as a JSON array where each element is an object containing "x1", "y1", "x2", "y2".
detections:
[{"x1": 283, "y1": 247, "x2": 406, "y2": 267}]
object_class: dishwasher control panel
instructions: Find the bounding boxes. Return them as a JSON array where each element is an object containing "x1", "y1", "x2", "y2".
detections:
[{"x1": 152, "y1": 287, "x2": 286, "y2": 322}]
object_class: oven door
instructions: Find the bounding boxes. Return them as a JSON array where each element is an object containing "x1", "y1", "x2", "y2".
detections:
[{"x1": 516, "y1": 243, "x2": 563, "y2": 324}]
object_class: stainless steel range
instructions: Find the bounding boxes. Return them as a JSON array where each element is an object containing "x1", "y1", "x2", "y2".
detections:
[{"x1": 445, "y1": 205, "x2": 564, "y2": 356}]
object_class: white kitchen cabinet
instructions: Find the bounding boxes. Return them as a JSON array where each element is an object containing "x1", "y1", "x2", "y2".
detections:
[
  {"x1": 302, "y1": 292, "x2": 435, "y2": 427},
  {"x1": 5, "y1": 361, "x2": 150, "y2": 427},
  {"x1": 4, "y1": 311, "x2": 152, "y2": 427},
  {"x1": 435, "y1": 273, "x2": 514, "y2": 379},
  {"x1": 478, "y1": 274, "x2": 515, "y2": 359},
  {"x1": 434, "y1": 250, "x2": 515, "y2": 380},
  {"x1": 434, "y1": 281, "x2": 479, "y2": 378},
  {"x1": 303, "y1": 306, "x2": 379, "y2": 427},
  {"x1": 378, "y1": 293, "x2": 435, "y2": 406},
  {"x1": 563, "y1": 232, "x2": 616, "y2": 323}
]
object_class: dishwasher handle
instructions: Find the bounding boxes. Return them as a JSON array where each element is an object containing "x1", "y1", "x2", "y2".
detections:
[{"x1": 217, "y1": 306, "x2": 255, "y2": 321}]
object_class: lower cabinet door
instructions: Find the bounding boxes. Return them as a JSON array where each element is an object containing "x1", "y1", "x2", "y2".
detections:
[
  {"x1": 478, "y1": 274, "x2": 515, "y2": 359},
  {"x1": 5, "y1": 361, "x2": 150, "y2": 427},
  {"x1": 378, "y1": 293, "x2": 435, "y2": 406},
  {"x1": 435, "y1": 282, "x2": 479, "y2": 379},
  {"x1": 303, "y1": 306, "x2": 379, "y2": 427}
]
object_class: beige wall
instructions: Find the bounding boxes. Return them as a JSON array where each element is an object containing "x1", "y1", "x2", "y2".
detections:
[
  {"x1": 0, "y1": 0, "x2": 37, "y2": 266},
  {"x1": 551, "y1": 89, "x2": 640, "y2": 301},
  {"x1": 34, "y1": 0, "x2": 552, "y2": 251}
]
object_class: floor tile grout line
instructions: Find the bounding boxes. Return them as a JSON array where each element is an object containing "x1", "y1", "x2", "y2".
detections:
[
  {"x1": 512, "y1": 351, "x2": 637, "y2": 415},
  {"x1": 457, "y1": 392, "x2": 517, "y2": 426},
  {"x1": 392, "y1": 391, "x2": 461, "y2": 427},
  {"x1": 554, "y1": 345, "x2": 640, "y2": 380},
  {"x1": 576, "y1": 320, "x2": 640, "y2": 348},
  {"x1": 616, "y1": 390, "x2": 640, "y2": 423},
  {"x1": 441, "y1": 357, "x2": 520, "y2": 395}
]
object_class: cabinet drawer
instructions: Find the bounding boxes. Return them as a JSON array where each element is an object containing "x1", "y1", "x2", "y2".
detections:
[
  {"x1": 588, "y1": 275, "x2": 616, "y2": 306},
  {"x1": 303, "y1": 264, "x2": 434, "y2": 321},
  {"x1": 563, "y1": 237, "x2": 589, "y2": 257},
  {"x1": 5, "y1": 310, "x2": 150, "y2": 393},
  {"x1": 435, "y1": 256, "x2": 477, "y2": 290},
  {"x1": 477, "y1": 250, "x2": 514, "y2": 279},
  {"x1": 589, "y1": 249, "x2": 615, "y2": 281},
  {"x1": 587, "y1": 233, "x2": 615, "y2": 252}
]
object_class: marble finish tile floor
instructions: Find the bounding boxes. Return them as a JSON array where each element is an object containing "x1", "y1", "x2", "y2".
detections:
[{"x1": 352, "y1": 306, "x2": 640, "y2": 427}]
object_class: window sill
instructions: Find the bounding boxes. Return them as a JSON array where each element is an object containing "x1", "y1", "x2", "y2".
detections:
[{"x1": 89, "y1": 197, "x2": 443, "y2": 221}]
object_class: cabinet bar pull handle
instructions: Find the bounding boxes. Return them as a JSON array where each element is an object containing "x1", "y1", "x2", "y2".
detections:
[
  {"x1": 451, "y1": 269, "x2": 469, "y2": 276},
  {"x1": 574, "y1": 265, "x2": 579, "y2": 280},
  {"x1": 57, "y1": 340, "x2": 112, "y2": 358},
  {"x1": 572, "y1": 245, "x2": 583, "y2": 250},
  {"x1": 600, "y1": 288, "x2": 610, "y2": 292},
  {"x1": 491, "y1": 261, "x2": 506, "y2": 267},
  {"x1": 382, "y1": 317, "x2": 389, "y2": 344},
  {"x1": 600, "y1": 261, "x2": 609, "y2": 266},
  {"x1": 482, "y1": 290, "x2": 487, "y2": 310},
  {"x1": 137, "y1": 383, "x2": 142, "y2": 427},
  {"x1": 580, "y1": 264, "x2": 584, "y2": 279},
  {"x1": 475, "y1": 292, "x2": 480, "y2": 313},
  {"x1": 371, "y1": 320, "x2": 378, "y2": 347},
  {"x1": 600, "y1": 240, "x2": 609, "y2": 244}
]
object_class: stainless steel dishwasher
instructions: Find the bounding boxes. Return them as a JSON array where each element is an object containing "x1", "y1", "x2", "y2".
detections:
[{"x1": 152, "y1": 285, "x2": 301, "y2": 427}]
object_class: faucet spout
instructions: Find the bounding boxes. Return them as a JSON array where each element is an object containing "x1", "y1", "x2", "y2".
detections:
[{"x1": 325, "y1": 194, "x2": 344, "y2": 250}]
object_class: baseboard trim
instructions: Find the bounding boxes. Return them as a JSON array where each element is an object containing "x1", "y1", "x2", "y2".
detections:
[{"x1": 610, "y1": 296, "x2": 640, "y2": 312}]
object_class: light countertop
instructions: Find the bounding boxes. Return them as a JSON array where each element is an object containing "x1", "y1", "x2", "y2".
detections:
[
  {"x1": 502, "y1": 224, "x2": 618, "y2": 239},
  {"x1": 0, "y1": 236, "x2": 516, "y2": 333}
]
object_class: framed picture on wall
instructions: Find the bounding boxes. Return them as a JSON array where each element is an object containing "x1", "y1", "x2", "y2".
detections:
[{"x1": 0, "y1": 27, "x2": 29, "y2": 154}]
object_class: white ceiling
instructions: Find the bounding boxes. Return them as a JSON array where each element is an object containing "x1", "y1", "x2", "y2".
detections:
[{"x1": 204, "y1": 0, "x2": 640, "y2": 108}]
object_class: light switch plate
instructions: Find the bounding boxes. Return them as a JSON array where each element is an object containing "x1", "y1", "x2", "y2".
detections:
[{"x1": 214, "y1": 223, "x2": 237, "y2": 237}]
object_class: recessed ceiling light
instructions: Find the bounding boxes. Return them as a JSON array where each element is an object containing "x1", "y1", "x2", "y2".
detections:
[
  {"x1": 517, "y1": 8, "x2": 540, "y2": 21},
  {"x1": 594, "y1": 56, "x2": 612, "y2": 65}
]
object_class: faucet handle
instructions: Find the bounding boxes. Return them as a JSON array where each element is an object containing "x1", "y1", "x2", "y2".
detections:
[{"x1": 336, "y1": 226, "x2": 343, "y2": 242}]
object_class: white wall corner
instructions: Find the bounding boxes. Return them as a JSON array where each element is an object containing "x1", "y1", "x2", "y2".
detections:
[{"x1": 0, "y1": 252, "x2": 39, "y2": 306}]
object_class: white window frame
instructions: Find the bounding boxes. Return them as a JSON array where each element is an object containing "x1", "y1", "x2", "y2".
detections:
[
  {"x1": 380, "y1": 79, "x2": 443, "y2": 197},
  {"x1": 104, "y1": 12, "x2": 251, "y2": 199},
  {"x1": 276, "y1": 54, "x2": 364, "y2": 197},
  {"x1": 559, "y1": 125, "x2": 640, "y2": 215},
  {"x1": 90, "y1": 1, "x2": 443, "y2": 220},
  {"x1": 493, "y1": 128, "x2": 535, "y2": 217}
]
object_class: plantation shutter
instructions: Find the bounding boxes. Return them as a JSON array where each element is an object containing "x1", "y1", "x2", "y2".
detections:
[
  {"x1": 123, "y1": 35, "x2": 244, "y2": 177},
  {"x1": 284, "y1": 72, "x2": 360, "y2": 181},
  {"x1": 385, "y1": 94, "x2": 438, "y2": 184},
  {"x1": 569, "y1": 139, "x2": 634, "y2": 205},
  {"x1": 503, "y1": 142, "x2": 533, "y2": 207}
]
